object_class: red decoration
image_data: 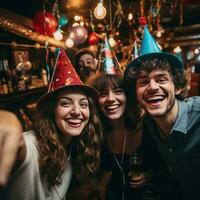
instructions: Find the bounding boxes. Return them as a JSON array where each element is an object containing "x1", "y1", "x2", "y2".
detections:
[
  {"x1": 88, "y1": 32, "x2": 99, "y2": 45},
  {"x1": 139, "y1": 17, "x2": 147, "y2": 27},
  {"x1": 33, "y1": 11, "x2": 57, "y2": 36},
  {"x1": 49, "y1": 49, "x2": 82, "y2": 91}
]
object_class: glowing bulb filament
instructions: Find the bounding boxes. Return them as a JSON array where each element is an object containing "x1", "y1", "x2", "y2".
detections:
[{"x1": 94, "y1": 2, "x2": 107, "y2": 20}]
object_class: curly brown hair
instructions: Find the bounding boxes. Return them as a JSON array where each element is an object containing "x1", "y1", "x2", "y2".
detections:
[
  {"x1": 34, "y1": 90, "x2": 102, "y2": 189},
  {"x1": 125, "y1": 58, "x2": 187, "y2": 100}
]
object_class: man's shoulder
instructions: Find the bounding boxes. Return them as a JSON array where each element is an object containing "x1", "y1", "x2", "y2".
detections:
[{"x1": 183, "y1": 96, "x2": 200, "y2": 112}]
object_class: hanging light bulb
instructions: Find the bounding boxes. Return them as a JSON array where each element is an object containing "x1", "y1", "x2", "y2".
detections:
[
  {"x1": 109, "y1": 36, "x2": 116, "y2": 47},
  {"x1": 53, "y1": 29, "x2": 63, "y2": 41},
  {"x1": 65, "y1": 38, "x2": 74, "y2": 48},
  {"x1": 94, "y1": 0, "x2": 107, "y2": 20}
]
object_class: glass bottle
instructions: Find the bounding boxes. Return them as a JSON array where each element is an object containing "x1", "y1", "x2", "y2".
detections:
[{"x1": 41, "y1": 68, "x2": 48, "y2": 86}]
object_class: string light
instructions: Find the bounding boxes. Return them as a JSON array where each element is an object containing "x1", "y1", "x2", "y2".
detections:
[
  {"x1": 156, "y1": 31, "x2": 162, "y2": 38},
  {"x1": 94, "y1": 0, "x2": 107, "y2": 20},
  {"x1": 74, "y1": 15, "x2": 81, "y2": 21},
  {"x1": 53, "y1": 29, "x2": 63, "y2": 41},
  {"x1": 72, "y1": 22, "x2": 80, "y2": 27},
  {"x1": 0, "y1": 41, "x2": 53, "y2": 49},
  {"x1": 173, "y1": 46, "x2": 182, "y2": 53},
  {"x1": 194, "y1": 48, "x2": 199, "y2": 54},
  {"x1": 0, "y1": 16, "x2": 66, "y2": 48},
  {"x1": 80, "y1": 21, "x2": 85, "y2": 26},
  {"x1": 109, "y1": 36, "x2": 116, "y2": 47},
  {"x1": 128, "y1": 13, "x2": 133, "y2": 21},
  {"x1": 65, "y1": 38, "x2": 74, "y2": 48}
]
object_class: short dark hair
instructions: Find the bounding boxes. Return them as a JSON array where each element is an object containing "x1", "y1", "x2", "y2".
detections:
[{"x1": 73, "y1": 49, "x2": 95, "y2": 74}]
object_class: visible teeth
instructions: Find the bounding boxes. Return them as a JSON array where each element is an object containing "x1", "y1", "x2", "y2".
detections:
[
  {"x1": 147, "y1": 96, "x2": 164, "y2": 101},
  {"x1": 106, "y1": 105, "x2": 119, "y2": 110},
  {"x1": 67, "y1": 119, "x2": 81, "y2": 123}
]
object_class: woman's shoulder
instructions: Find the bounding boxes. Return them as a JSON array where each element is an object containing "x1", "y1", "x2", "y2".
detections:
[
  {"x1": 23, "y1": 130, "x2": 37, "y2": 144},
  {"x1": 11, "y1": 130, "x2": 39, "y2": 179},
  {"x1": 22, "y1": 130, "x2": 39, "y2": 161}
]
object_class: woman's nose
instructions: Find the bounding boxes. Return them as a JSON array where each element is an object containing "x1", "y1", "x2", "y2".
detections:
[
  {"x1": 70, "y1": 105, "x2": 81, "y2": 116},
  {"x1": 106, "y1": 91, "x2": 115, "y2": 101}
]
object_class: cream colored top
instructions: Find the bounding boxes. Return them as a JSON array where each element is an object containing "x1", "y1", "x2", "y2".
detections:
[{"x1": 3, "y1": 130, "x2": 72, "y2": 200}]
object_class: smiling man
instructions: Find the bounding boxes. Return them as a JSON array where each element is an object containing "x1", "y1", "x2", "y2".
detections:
[
  {"x1": 74, "y1": 49, "x2": 98, "y2": 82},
  {"x1": 124, "y1": 24, "x2": 200, "y2": 200}
]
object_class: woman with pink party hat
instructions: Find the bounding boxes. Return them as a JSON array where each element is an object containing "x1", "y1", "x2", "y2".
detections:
[
  {"x1": 0, "y1": 49, "x2": 102, "y2": 200},
  {"x1": 86, "y1": 37, "x2": 164, "y2": 200}
]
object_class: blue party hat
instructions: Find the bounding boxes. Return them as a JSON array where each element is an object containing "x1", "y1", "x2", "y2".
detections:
[
  {"x1": 140, "y1": 26, "x2": 161, "y2": 55},
  {"x1": 124, "y1": 18, "x2": 183, "y2": 79}
]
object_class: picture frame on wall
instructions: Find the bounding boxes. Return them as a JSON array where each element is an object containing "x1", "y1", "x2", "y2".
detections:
[
  {"x1": 13, "y1": 50, "x2": 30, "y2": 66},
  {"x1": 12, "y1": 50, "x2": 32, "y2": 90}
]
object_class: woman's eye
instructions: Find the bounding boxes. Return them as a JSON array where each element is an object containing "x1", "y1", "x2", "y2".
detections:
[
  {"x1": 114, "y1": 88, "x2": 123, "y2": 95},
  {"x1": 99, "y1": 92, "x2": 107, "y2": 97},
  {"x1": 80, "y1": 102, "x2": 88, "y2": 108},
  {"x1": 60, "y1": 101, "x2": 71, "y2": 107}
]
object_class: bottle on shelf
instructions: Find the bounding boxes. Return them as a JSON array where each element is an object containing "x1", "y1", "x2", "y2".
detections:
[
  {"x1": 3, "y1": 59, "x2": 13, "y2": 93},
  {"x1": 16, "y1": 57, "x2": 26, "y2": 91},
  {"x1": 0, "y1": 79, "x2": 4, "y2": 94},
  {"x1": 2, "y1": 77, "x2": 9, "y2": 94},
  {"x1": 0, "y1": 60, "x2": 4, "y2": 94},
  {"x1": 0, "y1": 59, "x2": 10, "y2": 94},
  {"x1": 11, "y1": 67, "x2": 18, "y2": 92},
  {"x1": 41, "y1": 68, "x2": 48, "y2": 86}
]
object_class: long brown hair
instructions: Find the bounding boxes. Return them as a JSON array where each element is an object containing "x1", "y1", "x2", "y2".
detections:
[{"x1": 34, "y1": 89, "x2": 102, "y2": 188}]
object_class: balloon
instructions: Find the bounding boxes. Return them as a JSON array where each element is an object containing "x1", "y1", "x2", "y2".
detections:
[
  {"x1": 69, "y1": 26, "x2": 88, "y2": 45},
  {"x1": 88, "y1": 32, "x2": 99, "y2": 45},
  {"x1": 33, "y1": 11, "x2": 57, "y2": 36}
]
